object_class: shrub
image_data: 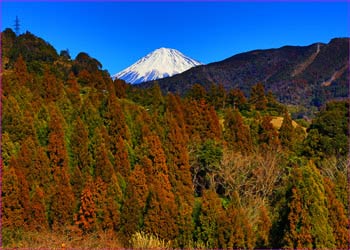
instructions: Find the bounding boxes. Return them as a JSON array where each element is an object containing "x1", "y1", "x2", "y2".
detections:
[{"x1": 129, "y1": 231, "x2": 172, "y2": 249}]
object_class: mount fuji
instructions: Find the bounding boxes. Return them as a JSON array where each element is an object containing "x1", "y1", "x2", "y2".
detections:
[{"x1": 112, "y1": 48, "x2": 202, "y2": 84}]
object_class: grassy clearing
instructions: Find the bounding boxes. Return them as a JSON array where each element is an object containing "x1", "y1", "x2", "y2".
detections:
[
  {"x1": 271, "y1": 116, "x2": 305, "y2": 131},
  {"x1": 4, "y1": 229, "x2": 176, "y2": 249},
  {"x1": 2, "y1": 229, "x2": 122, "y2": 249}
]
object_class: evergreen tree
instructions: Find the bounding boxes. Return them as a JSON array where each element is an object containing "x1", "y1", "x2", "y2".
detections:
[
  {"x1": 323, "y1": 178, "x2": 348, "y2": 249},
  {"x1": 197, "y1": 190, "x2": 222, "y2": 248},
  {"x1": 90, "y1": 128, "x2": 122, "y2": 232},
  {"x1": 47, "y1": 104, "x2": 75, "y2": 230},
  {"x1": 29, "y1": 186, "x2": 48, "y2": 231},
  {"x1": 114, "y1": 79, "x2": 127, "y2": 99},
  {"x1": 42, "y1": 69, "x2": 64, "y2": 102},
  {"x1": 224, "y1": 108, "x2": 252, "y2": 154},
  {"x1": 1, "y1": 132, "x2": 17, "y2": 166},
  {"x1": 71, "y1": 116, "x2": 92, "y2": 175},
  {"x1": 10, "y1": 157, "x2": 31, "y2": 229},
  {"x1": 149, "y1": 83, "x2": 165, "y2": 113},
  {"x1": 255, "y1": 205, "x2": 271, "y2": 248},
  {"x1": 258, "y1": 116, "x2": 280, "y2": 150},
  {"x1": 70, "y1": 116, "x2": 91, "y2": 199},
  {"x1": 140, "y1": 126, "x2": 178, "y2": 241},
  {"x1": 65, "y1": 72, "x2": 81, "y2": 110},
  {"x1": 208, "y1": 83, "x2": 226, "y2": 110},
  {"x1": 250, "y1": 83, "x2": 267, "y2": 110},
  {"x1": 164, "y1": 94, "x2": 194, "y2": 246},
  {"x1": 304, "y1": 100, "x2": 349, "y2": 158},
  {"x1": 120, "y1": 164, "x2": 149, "y2": 240},
  {"x1": 227, "y1": 88, "x2": 248, "y2": 110},
  {"x1": 217, "y1": 203, "x2": 255, "y2": 249},
  {"x1": 33, "y1": 147, "x2": 52, "y2": 192},
  {"x1": 80, "y1": 97, "x2": 102, "y2": 138},
  {"x1": 186, "y1": 83, "x2": 207, "y2": 101},
  {"x1": 274, "y1": 162, "x2": 335, "y2": 249},
  {"x1": 74, "y1": 177, "x2": 96, "y2": 234},
  {"x1": 2, "y1": 95, "x2": 24, "y2": 143},
  {"x1": 2, "y1": 164, "x2": 25, "y2": 229},
  {"x1": 93, "y1": 130, "x2": 115, "y2": 184},
  {"x1": 279, "y1": 111, "x2": 295, "y2": 149},
  {"x1": 13, "y1": 54, "x2": 31, "y2": 88},
  {"x1": 184, "y1": 99, "x2": 221, "y2": 143},
  {"x1": 102, "y1": 93, "x2": 130, "y2": 154},
  {"x1": 114, "y1": 135, "x2": 131, "y2": 178}
]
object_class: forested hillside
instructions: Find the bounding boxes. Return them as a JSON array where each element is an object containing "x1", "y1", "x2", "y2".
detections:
[
  {"x1": 142, "y1": 38, "x2": 349, "y2": 112},
  {"x1": 1, "y1": 28, "x2": 349, "y2": 248}
]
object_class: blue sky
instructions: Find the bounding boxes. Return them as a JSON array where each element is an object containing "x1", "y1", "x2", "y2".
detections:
[{"x1": 2, "y1": 2, "x2": 349, "y2": 75}]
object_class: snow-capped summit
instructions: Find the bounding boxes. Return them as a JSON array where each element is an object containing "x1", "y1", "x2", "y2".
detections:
[{"x1": 113, "y1": 48, "x2": 202, "y2": 84}]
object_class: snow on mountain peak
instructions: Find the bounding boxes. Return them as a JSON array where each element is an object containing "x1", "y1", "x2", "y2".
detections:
[{"x1": 112, "y1": 48, "x2": 202, "y2": 84}]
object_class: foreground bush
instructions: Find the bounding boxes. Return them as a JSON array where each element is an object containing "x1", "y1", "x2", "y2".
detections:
[{"x1": 129, "y1": 231, "x2": 172, "y2": 249}]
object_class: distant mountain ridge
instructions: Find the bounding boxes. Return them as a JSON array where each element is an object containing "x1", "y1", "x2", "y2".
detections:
[
  {"x1": 113, "y1": 48, "x2": 202, "y2": 84},
  {"x1": 141, "y1": 38, "x2": 349, "y2": 108}
]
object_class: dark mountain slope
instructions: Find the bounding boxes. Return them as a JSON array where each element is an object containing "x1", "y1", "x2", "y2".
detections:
[{"x1": 141, "y1": 38, "x2": 349, "y2": 108}]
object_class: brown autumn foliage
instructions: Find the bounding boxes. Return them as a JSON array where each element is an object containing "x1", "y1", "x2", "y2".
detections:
[
  {"x1": 184, "y1": 98, "x2": 221, "y2": 143},
  {"x1": 11, "y1": 157, "x2": 31, "y2": 229},
  {"x1": 224, "y1": 108, "x2": 252, "y2": 154},
  {"x1": 323, "y1": 177, "x2": 348, "y2": 249},
  {"x1": 114, "y1": 135, "x2": 130, "y2": 178},
  {"x1": 74, "y1": 177, "x2": 97, "y2": 234},
  {"x1": 29, "y1": 186, "x2": 48, "y2": 231},
  {"x1": 43, "y1": 69, "x2": 64, "y2": 102},
  {"x1": 71, "y1": 116, "x2": 91, "y2": 172},
  {"x1": 2, "y1": 164, "x2": 25, "y2": 229},
  {"x1": 164, "y1": 96, "x2": 194, "y2": 245},
  {"x1": 65, "y1": 72, "x2": 81, "y2": 109},
  {"x1": 92, "y1": 127, "x2": 114, "y2": 184},
  {"x1": 218, "y1": 203, "x2": 255, "y2": 249},
  {"x1": 120, "y1": 164, "x2": 149, "y2": 241},
  {"x1": 103, "y1": 93, "x2": 130, "y2": 154},
  {"x1": 13, "y1": 54, "x2": 31, "y2": 88},
  {"x1": 259, "y1": 115, "x2": 280, "y2": 150},
  {"x1": 250, "y1": 83, "x2": 267, "y2": 110},
  {"x1": 140, "y1": 126, "x2": 178, "y2": 241},
  {"x1": 227, "y1": 88, "x2": 247, "y2": 110},
  {"x1": 70, "y1": 116, "x2": 92, "y2": 198},
  {"x1": 47, "y1": 105, "x2": 75, "y2": 230},
  {"x1": 2, "y1": 30, "x2": 348, "y2": 249}
]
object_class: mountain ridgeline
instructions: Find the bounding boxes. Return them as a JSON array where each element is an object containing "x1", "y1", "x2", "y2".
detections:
[{"x1": 142, "y1": 38, "x2": 349, "y2": 108}]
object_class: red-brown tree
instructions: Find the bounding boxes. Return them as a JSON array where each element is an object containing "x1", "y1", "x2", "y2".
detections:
[
  {"x1": 120, "y1": 164, "x2": 149, "y2": 241},
  {"x1": 47, "y1": 104, "x2": 75, "y2": 230},
  {"x1": 259, "y1": 115, "x2": 280, "y2": 150},
  {"x1": 224, "y1": 108, "x2": 252, "y2": 154},
  {"x1": 29, "y1": 186, "x2": 48, "y2": 231},
  {"x1": 164, "y1": 94, "x2": 194, "y2": 246},
  {"x1": 74, "y1": 176, "x2": 96, "y2": 234},
  {"x1": 114, "y1": 135, "x2": 130, "y2": 178},
  {"x1": 2, "y1": 164, "x2": 26, "y2": 230},
  {"x1": 66, "y1": 72, "x2": 81, "y2": 109},
  {"x1": 250, "y1": 83, "x2": 267, "y2": 110},
  {"x1": 139, "y1": 125, "x2": 178, "y2": 241},
  {"x1": 324, "y1": 177, "x2": 348, "y2": 249},
  {"x1": 103, "y1": 93, "x2": 130, "y2": 154}
]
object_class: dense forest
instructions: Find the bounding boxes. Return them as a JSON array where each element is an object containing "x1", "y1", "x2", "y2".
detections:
[
  {"x1": 1, "y1": 28, "x2": 349, "y2": 248},
  {"x1": 143, "y1": 37, "x2": 349, "y2": 113}
]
